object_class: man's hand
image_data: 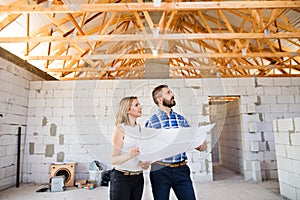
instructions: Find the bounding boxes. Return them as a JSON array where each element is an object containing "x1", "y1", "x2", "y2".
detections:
[{"x1": 195, "y1": 141, "x2": 207, "y2": 151}]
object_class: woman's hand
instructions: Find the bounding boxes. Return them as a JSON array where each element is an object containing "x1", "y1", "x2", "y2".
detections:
[
  {"x1": 139, "y1": 161, "x2": 151, "y2": 170},
  {"x1": 128, "y1": 147, "x2": 140, "y2": 159}
]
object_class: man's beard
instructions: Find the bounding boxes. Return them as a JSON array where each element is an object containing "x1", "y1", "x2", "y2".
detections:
[{"x1": 162, "y1": 98, "x2": 176, "y2": 108}]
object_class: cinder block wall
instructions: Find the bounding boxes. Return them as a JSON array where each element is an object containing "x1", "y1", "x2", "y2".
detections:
[
  {"x1": 24, "y1": 80, "x2": 212, "y2": 183},
  {"x1": 1, "y1": 57, "x2": 300, "y2": 188},
  {"x1": 23, "y1": 78, "x2": 300, "y2": 185},
  {"x1": 273, "y1": 117, "x2": 300, "y2": 200},
  {"x1": 241, "y1": 78, "x2": 300, "y2": 181},
  {"x1": 0, "y1": 58, "x2": 43, "y2": 190},
  {"x1": 204, "y1": 78, "x2": 299, "y2": 181}
]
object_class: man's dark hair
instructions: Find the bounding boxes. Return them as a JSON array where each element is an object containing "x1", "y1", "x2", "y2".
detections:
[{"x1": 152, "y1": 84, "x2": 168, "y2": 105}]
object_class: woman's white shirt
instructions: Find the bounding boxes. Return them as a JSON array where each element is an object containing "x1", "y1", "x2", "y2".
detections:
[{"x1": 114, "y1": 124, "x2": 142, "y2": 172}]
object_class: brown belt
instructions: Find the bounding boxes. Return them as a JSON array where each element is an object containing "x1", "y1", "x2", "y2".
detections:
[
  {"x1": 116, "y1": 169, "x2": 143, "y2": 176},
  {"x1": 155, "y1": 161, "x2": 187, "y2": 168}
]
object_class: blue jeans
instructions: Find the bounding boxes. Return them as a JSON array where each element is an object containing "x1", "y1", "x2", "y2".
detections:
[
  {"x1": 150, "y1": 163, "x2": 196, "y2": 200},
  {"x1": 110, "y1": 169, "x2": 144, "y2": 200}
]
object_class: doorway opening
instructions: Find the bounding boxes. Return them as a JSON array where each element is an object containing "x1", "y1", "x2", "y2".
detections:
[{"x1": 209, "y1": 96, "x2": 242, "y2": 180}]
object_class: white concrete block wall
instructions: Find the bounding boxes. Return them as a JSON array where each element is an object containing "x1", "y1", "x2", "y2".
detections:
[
  {"x1": 0, "y1": 58, "x2": 43, "y2": 191},
  {"x1": 205, "y1": 77, "x2": 299, "y2": 182},
  {"x1": 238, "y1": 78, "x2": 300, "y2": 181},
  {"x1": 0, "y1": 63, "x2": 298, "y2": 188},
  {"x1": 25, "y1": 79, "x2": 212, "y2": 184},
  {"x1": 274, "y1": 117, "x2": 300, "y2": 200}
]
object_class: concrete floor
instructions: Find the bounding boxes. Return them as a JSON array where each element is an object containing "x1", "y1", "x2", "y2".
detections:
[{"x1": 0, "y1": 165, "x2": 285, "y2": 200}]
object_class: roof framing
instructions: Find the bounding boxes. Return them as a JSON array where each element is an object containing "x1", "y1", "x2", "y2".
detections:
[{"x1": 0, "y1": 0, "x2": 299, "y2": 80}]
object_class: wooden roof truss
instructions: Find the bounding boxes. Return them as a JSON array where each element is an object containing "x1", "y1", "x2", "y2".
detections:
[{"x1": 0, "y1": 0, "x2": 299, "y2": 80}]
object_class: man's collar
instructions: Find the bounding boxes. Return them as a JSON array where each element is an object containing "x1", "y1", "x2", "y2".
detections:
[{"x1": 158, "y1": 109, "x2": 173, "y2": 115}]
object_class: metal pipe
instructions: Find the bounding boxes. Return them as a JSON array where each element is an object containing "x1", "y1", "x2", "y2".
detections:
[{"x1": 16, "y1": 127, "x2": 21, "y2": 188}]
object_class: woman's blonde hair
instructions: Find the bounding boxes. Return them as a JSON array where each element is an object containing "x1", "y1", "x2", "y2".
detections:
[{"x1": 115, "y1": 96, "x2": 138, "y2": 126}]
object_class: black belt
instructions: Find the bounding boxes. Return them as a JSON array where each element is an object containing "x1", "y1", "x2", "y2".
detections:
[
  {"x1": 116, "y1": 169, "x2": 143, "y2": 176},
  {"x1": 155, "y1": 161, "x2": 187, "y2": 168}
]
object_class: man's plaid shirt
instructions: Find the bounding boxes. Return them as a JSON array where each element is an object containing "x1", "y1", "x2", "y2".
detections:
[{"x1": 145, "y1": 109, "x2": 189, "y2": 163}]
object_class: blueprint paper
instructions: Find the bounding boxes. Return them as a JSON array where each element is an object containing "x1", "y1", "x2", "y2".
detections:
[{"x1": 123, "y1": 124, "x2": 215, "y2": 162}]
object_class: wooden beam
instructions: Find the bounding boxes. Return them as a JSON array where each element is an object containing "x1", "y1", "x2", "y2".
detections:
[
  {"x1": 1, "y1": 1, "x2": 300, "y2": 14},
  {"x1": 0, "y1": 46, "x2": 56, "y2": 80},
  {"x1": 43, "y1": 64, "x2": 299, "y2": 72},
  {"x1": 0, "y1": 14, "x2": 22, "y2": 31},
  {"x1": 58, "y1": 73, "x2": 300, "y2": 80},
  {"x1": 1, "y1": 32, "x2": 299, "y2": 43},
  {"x1": 24, "y1": 52, "x2": 300, "y2": 60}
]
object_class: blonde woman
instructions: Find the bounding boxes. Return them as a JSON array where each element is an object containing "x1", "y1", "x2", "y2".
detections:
[{"x1": 110, "y1": 96, "x2": 150, "y2": 200}]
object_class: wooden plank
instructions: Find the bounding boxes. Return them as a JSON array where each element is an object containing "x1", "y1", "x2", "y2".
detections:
[
  {"x1": 25, "y1": 13, "x2": 30, "y2": 56},
  {"x1": 1, "y1": 32, "x2": 299, "y2": 43},
  {"x1": 23, "y1": 51, "x2": 300, "y2": 60},
  {"x1": 0, "y1": 14, "x2": 22, "y2": 31},
  {"x1": 1, "y1": 1, "x2": 300, "y2": 13}
]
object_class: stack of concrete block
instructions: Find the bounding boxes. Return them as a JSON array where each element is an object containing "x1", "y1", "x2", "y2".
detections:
[{"x1": 274, "y1": 117, "x2": 300, "y2": 200}]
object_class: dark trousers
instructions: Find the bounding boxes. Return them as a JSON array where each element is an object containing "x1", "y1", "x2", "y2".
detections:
[
  {"x1": 110, "y1": 169, "x2": 144, "y2": 200},
  {"x1": 150, "y1": 164, "x2": 196, "y2": 200}
]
